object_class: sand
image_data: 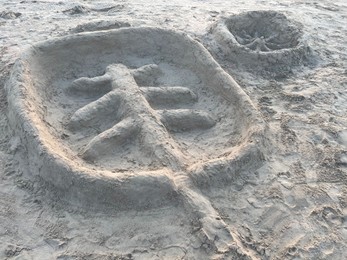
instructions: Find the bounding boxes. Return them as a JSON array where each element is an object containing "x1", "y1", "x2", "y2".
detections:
[{"x1": 0, "y1": 0, "x2": 346, "y2": 259}]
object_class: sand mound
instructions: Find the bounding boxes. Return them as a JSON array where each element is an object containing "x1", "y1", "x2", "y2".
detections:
[
  {"x1": 70, "y1": 20, "x2": 131, "y2": 33},
  {"x1": 212, "y1": 11, "x2": 311, "y2": 77}
]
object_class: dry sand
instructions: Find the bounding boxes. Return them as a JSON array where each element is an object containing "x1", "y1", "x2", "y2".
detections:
[{"x1": 0, "y1": 0, "x2": 346, "y2": 259}]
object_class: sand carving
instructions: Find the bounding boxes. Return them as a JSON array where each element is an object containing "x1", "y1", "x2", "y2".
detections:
[
  {"x1": 212, "y1": 11, "x2": 310, "y2": 76},
  {"x1": 6, "y1": 27, "x2": 266, "y2": 254},
  {"x1": 68, "y1": 63, "x2": 215, "y2": 163}
]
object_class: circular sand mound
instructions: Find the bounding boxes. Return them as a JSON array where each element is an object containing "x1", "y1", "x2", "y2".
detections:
[
  {"x1": 6, "y1": 27, "x2": 266, "y2": 210},
  {"x1": 212, "y1": 11, "x2": 310, "y2": 77}
]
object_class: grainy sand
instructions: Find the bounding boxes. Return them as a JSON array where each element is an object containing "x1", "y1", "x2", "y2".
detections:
[{"x1": 0, "y1": 0, "x2": 346, "y2": 259}]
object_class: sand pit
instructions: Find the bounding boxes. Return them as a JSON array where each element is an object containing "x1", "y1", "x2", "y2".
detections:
[
  {"x1": 6, "y1": 27, "x2": 266, "y2": 255},
  {"x1": 212, "y1": 11, "x2": 311, "y2": 77}
]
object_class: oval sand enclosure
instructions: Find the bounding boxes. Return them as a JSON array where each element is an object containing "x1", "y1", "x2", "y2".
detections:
[
  {"x1": 6, "y1": 27, "x2": 267, "y2": 253},
  {"x1": 212, "y1": 11, "x2": 310, "y2": 76},
  {"x1": 6, "y1": 27, "x2": 266, "y2": 212}
]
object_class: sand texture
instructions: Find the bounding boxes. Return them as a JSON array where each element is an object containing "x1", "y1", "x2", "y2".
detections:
[{"x1": 0, "y1": 0, "x2": 346, "y2": 259}]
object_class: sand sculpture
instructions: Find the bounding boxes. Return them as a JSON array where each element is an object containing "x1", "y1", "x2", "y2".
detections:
[
  {"x1": 212, "y1": 11, "x2": 310, "y2": 76},
  {"x1": 6, "y1": 27, "x2": 266, "y2": 254}
]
